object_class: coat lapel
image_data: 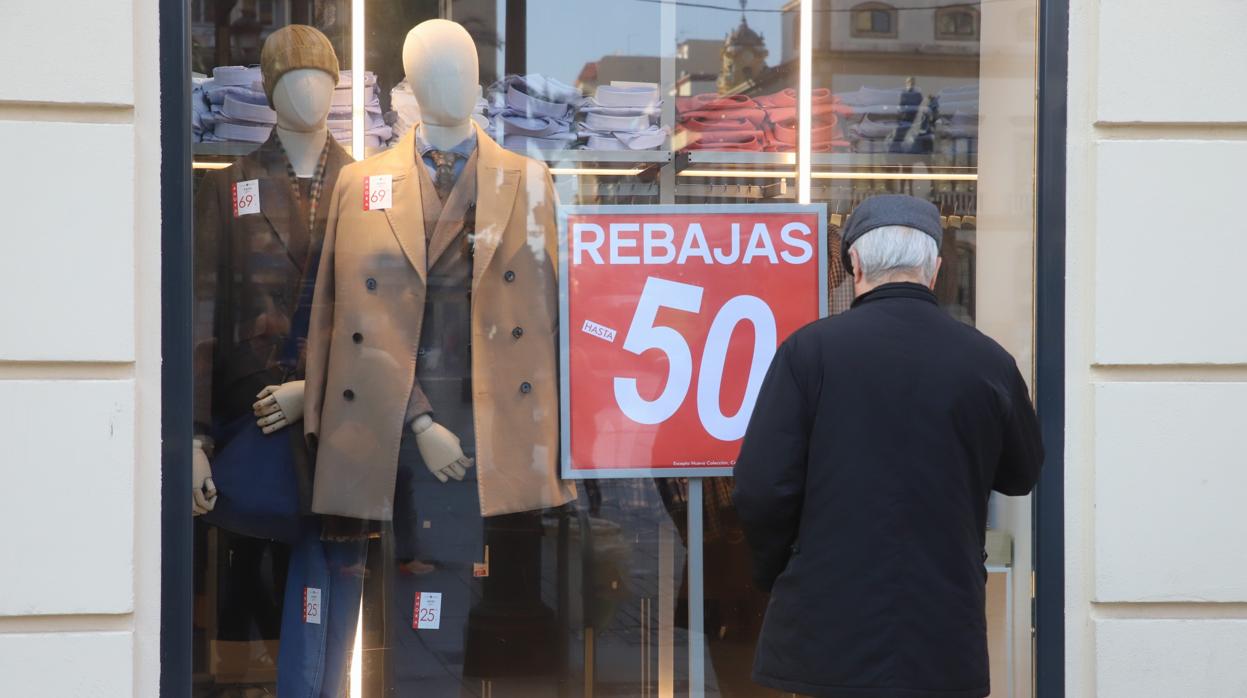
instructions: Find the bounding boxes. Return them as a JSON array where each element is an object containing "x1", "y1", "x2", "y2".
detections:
[
  {"x1": 471, "y1": 124, "x2": 519, "y2": 289},
  {"x1": 382, "y1": 131, "x2": 427, "y2": 283},
  {"x1": 427, "y1": 148, "x2": 479, "y2": 266},
  {"x1": 313, "y1": 137, "x2": 353, "y2": 252}
]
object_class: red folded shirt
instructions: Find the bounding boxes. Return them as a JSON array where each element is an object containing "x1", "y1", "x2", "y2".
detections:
[
  {"x1": 680, "y1": 109, "x2": 768, "y2": 130},
  {"x1": 679, "y1": 128, "x2": 766, "y2": 151},
  {"x1": 768, "y1": 116, "x2": 845, "y2": 146},
  {"x1": 676, "y1": 93, "x2": 759, "y2": 113}
]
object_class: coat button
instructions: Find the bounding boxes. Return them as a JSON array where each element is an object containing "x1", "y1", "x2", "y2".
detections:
[
  {"x1": 504, "y1": 270, "x2": 516, "y2": 283},
  {"x1": 343, "y1": 389, "x2": 355, "y2": 401},
  {"x1": 352, "y1": 332, "x2": 363, "y2": 344},
  {"x1": 512, "y1": 326, "x2": 524, "y2": 339},
  {"x1": 418, "y1": 347, "x2": 427, "y2": 357},
  {"x1": 519, "y1": 381, "x2": 532, "y2": 394},
  {"x1": 366, "y1": 278, "x2": 377, "y2": 291}
]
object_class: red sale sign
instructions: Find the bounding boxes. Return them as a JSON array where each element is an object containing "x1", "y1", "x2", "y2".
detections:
[{"x1": 558, "y1": 204, "x2": 827, "y2": 479}]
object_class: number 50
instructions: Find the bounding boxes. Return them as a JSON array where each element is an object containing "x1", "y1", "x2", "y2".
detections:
[{"x1": 613, "y1": 277, "x2": 777, "y2": 441}]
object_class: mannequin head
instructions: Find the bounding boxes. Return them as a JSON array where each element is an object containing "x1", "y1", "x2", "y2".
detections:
[
  {"x1": 271, "y1": 68, "x2": 335, "y2": 132},
  {"x1": 401, "y1": 19, "x2": 481, "y2": 127}
]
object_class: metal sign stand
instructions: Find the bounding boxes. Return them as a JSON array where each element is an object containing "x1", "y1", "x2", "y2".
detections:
[{"x1": 688, "y1": 478, "x2": 706, "y2": 697}]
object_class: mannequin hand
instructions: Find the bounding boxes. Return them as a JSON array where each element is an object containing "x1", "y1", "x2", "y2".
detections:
[
  {"x1": 192, "y1": 442, "x2": 217, "y2": 516},
  {"x1": 411, "y1": 416, "x2": 474, "y2": 483},
  {"x1": 253, "y1": 380, "x2": 305, "y2": 434}
]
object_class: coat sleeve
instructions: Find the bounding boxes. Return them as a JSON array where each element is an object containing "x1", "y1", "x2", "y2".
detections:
[
  {"x1": 404, "y1": 382, "x2": 434, "y2": 425},
  {"x1": 992, "y1": 362, "x2": 1045, "y2": 496},
  {"x1": 732, "y1": 337, "x2": 814, "y2": 592},
  {"x1": 192, "y1": 170, "x2": 226, "y2": 437},
  {"x1": 303, "y1": 171, "x2": 343, "y2": 447}
]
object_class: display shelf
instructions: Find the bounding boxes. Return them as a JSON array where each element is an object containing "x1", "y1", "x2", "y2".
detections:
[{"x1": 529, "y1": 149, "x2": 671, "y2": 165}]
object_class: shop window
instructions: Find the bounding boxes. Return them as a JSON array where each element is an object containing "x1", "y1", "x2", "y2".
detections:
[
  {"x1": 935, "y1": 5, "x2": 980, "y2": 41},
  {"x1": 851, "y1": 2, "x2": 898, "y2": 39}
]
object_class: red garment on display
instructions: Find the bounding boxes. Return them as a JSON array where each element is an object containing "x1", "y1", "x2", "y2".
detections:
[
  {"x1": 680, "y1": 129, "x2": 766, "y2": 151},
  {"x1": 676, "y1": 90, "x2": 854, "y2": 152},
  {"x1": 676, "y1": 93, "x2": 759, "y2": 113}
]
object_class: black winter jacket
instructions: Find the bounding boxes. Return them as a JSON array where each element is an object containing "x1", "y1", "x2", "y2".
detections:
[{"x1": 733, "y1": 282, "x2": 1043, "y2": 698}]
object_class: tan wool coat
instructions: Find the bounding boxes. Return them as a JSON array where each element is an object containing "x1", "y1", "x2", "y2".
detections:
[{"x1": 304, "y1": 124, "x2": 577, "y2": 519}]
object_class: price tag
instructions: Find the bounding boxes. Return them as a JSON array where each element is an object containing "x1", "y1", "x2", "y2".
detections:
[
  {"x1": 473, "y1": 545, "x2": 490, "y2": 578},
  {"x1": 560, "y1": 207, "x2": 825, "y2": 479},
  {"x1": 232, "y1": 179, "x2": 260, "y2": 217},
  {"x1": 303, "y1": 587, "x2": 322, "y2": 625},
  {"x1": 364, "y1": 174, "x2": 393, "y2": 211},
  {"x1": 412, "y1": 591, "x2": 442, "y2": 630}
]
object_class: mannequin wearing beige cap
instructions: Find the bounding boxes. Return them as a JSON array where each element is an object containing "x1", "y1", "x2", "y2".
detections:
[{"x1": 192, "y1": 25, "x2": 351, "y2": 516}]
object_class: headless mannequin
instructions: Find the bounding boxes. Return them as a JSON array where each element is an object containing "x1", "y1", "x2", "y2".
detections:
[
  {"x1": 193, "y1": 68, "x2": 337, "y2": 515},
  {"x1": 394, "y1": 19, "x2": 485, "y2": 484}
]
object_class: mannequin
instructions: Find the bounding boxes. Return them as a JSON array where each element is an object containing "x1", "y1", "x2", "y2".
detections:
[
  {"x1": 247, "y1": 69, "x2": 337, "y2": 438},
  {"x1": 193, "y1": 24, "x2": 363, "y2": 698},
  {"x1": 300, "y1": 18, "x2": 575, "y2": 693},
  {"x1": 193, "y1": 68, "x2": 340, "y2": 512},
  {"x1": 399, "y1": 19, "x2": 484, "y2": 484}
]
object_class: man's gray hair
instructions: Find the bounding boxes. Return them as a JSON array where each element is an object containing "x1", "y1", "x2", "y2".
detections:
[{"x1": 850, "y1": 225, "x2": 940, "y2": 285}]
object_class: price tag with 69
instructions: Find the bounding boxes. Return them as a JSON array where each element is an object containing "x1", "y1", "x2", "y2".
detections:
[{"x1": 560, "y1": 206, "x2": 826, "y2": 479}]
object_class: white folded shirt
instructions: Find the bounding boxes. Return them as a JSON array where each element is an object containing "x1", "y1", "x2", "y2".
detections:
[
  {"x1": 214, "y1": 121, "x2": 273, "y2": 143},
  {"x1": 583, "y1": 112, "x2": 653, "y2": 132},
  {"x1": 212, "y1": 65, "x2": 262, "y2": 87},
  {"x1": 221, "y1": 95, "x2": 277, "y2": 125},
  {"x1": 594, "y1": 82, "x2": 660, "y2": 108}
]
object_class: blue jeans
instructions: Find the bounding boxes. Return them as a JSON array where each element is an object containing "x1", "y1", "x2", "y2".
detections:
[{"x1": 276, "y1": 518, "x2": 368, "y2": 698}]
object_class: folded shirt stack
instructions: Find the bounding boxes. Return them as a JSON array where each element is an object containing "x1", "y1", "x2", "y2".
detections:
[
  {"x1": 675, "y1": 88, "x2": 851, "y2": 152},
  {"x1": 480, "y1": 74, "x2": 584, "y2": 153},
  {"x1": 193, "y1": 66, "x2": 276, "y2": 144},
  {"x1": 577, "y1": 82, "x2": 666, "y2": 151},
  {"x1": 329, "y1": 70, "x2": 392, "y2": 152}
]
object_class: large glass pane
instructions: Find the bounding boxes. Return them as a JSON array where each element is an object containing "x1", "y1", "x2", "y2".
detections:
[{"x1": 186, "y1": 1, "x2": 1040, "y2": 696}]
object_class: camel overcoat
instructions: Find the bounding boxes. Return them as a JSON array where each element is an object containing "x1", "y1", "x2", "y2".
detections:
[{"x1": 304, "y1": 124, "x2": 577, "y2": 519}]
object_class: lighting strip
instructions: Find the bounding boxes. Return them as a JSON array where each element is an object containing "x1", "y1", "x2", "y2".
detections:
[
  {"x1": 797, "y1": 0, "x2": 813, "y2": 204},
  {"x1": 192, "y1": 161, "x2": 232, "y2": 170},
  {"x1": 548, "y1": 167, "x2": 647, "y2": 177},
  {"x1": 812, "y1": 171, "x2": 979, "y2": 181},
  {"x1": 679, "y1": 169, "x2": 796, "y2": 178},
  {"x1": 349, "y1": 602, "x2": 363, "y2": 698},
  {"x1": 678, "y1": 168, "x2": 977, "y2": 182},
  {"x1": 351, "y1": 0, "x2": 366, "y2": 160}
]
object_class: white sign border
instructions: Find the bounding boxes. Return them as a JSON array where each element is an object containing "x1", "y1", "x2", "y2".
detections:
[{"x1": 558, "y1": 203, "x2": 829, "y2": 481}]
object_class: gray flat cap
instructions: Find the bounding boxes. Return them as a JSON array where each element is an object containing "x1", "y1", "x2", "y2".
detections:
[{"x1": 840, "y1": 194, "x2": 943, "y2": 273}]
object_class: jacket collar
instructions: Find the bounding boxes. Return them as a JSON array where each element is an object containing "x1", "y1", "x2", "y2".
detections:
[
  {"x1": 382, "y1": 122, "x2": 519, "y2": 287},
  {"x1": 850, "y1": 281, "x2": 938, "y2": 308}
]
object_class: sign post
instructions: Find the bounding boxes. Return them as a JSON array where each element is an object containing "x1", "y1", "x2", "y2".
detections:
[{"x1": 558, "y1": 203, "x2": 827, "y2": 696}]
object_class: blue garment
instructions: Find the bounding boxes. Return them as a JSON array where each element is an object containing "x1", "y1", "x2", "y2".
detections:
[
  {"x1": 414, "y1": 126, "x2": 477, "y2": 184},
  {"x1": 277, "y1": 519, "x2": 368, "y2": 698}
]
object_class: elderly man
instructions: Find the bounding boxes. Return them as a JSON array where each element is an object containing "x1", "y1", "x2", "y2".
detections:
[{"x1": 733, "y1": 194, "x2": 1044, "y2": 698}]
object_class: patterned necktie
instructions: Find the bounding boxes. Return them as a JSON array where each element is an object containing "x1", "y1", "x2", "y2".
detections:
[{"x1": 428, "y1": 150, "x2": 462, "y2": 201}]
